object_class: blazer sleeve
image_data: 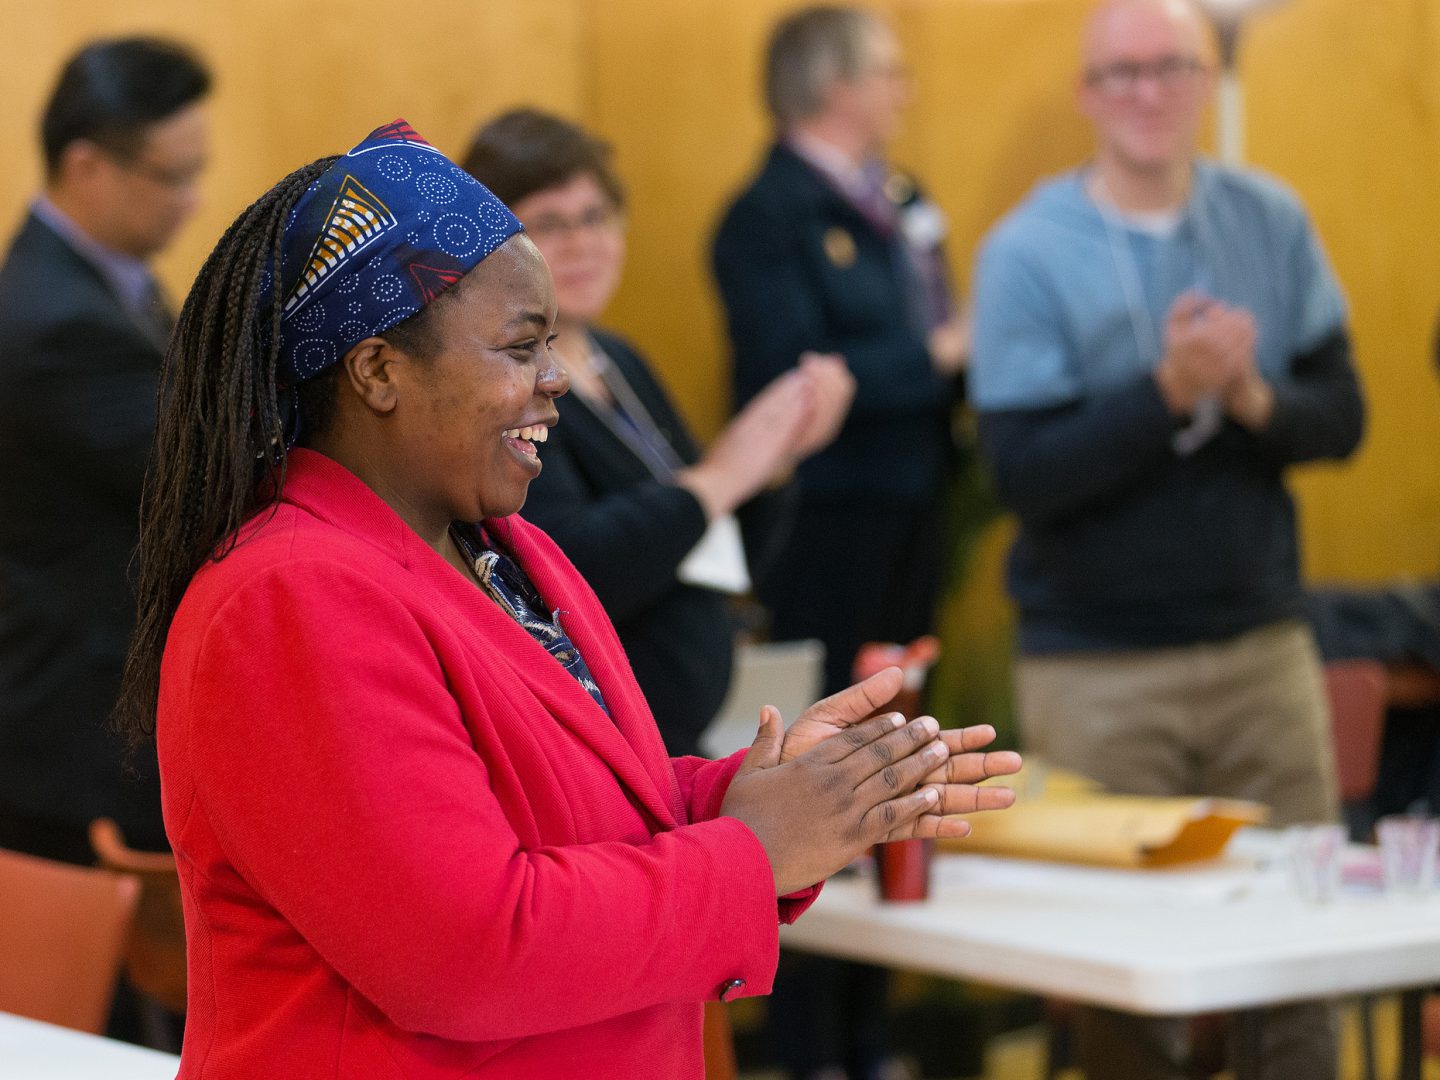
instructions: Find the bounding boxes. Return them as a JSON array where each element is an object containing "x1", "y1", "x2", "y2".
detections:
[
  {"x1": 670, "y1": 749, "x2": 822, "y2": 924},
  {"x1": 179, "y1": 560, "x2": 786, "y2": 1042}
]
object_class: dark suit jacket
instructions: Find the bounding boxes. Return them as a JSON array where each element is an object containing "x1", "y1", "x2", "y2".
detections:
[
  {"x1": 712, "y1": 142, "x2": 956, "y2": 506},
  {"x1": 0, "y1": 212, "x2": 166, "y2": 850},
  {"x1": 519, "y1": 329, "x2": 791, "y2": 757}
]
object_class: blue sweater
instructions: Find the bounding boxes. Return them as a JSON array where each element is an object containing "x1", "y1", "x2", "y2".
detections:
[{"x1": 970, "y1": 162, "x2": 1364, "y2": 653}]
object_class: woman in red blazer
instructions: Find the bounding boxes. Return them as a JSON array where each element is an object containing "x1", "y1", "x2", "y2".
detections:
[{"x1": 112, "y1": 121, "x2": 1018, "y2": 1078}]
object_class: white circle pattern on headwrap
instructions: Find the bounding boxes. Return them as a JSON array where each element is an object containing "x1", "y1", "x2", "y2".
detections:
[{"x1": 275, "y1": 118, "x2": 523, "y2": 393}]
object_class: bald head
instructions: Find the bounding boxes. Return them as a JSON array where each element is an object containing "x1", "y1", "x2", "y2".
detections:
[
  {"x1": 1077, "y1": 0, "x2": 1216, "y2": 191},
  {"x1": 1084, "y1": 0, "x2": 1215, "y2": 70}
]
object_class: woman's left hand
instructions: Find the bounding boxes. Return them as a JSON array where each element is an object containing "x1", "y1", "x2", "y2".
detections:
[{"x1": 775, "y1": 666, "x2": 1022, "y2": 822}]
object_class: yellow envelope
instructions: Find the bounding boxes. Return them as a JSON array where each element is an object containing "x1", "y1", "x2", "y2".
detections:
[{"x1": 944, "y1": 766, "x2": 1268, "y2": 868}]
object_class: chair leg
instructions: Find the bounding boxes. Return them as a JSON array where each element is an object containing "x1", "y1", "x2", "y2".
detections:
[{"x1": 1400, "y1": 989, "x2": 1424, "y2": 1080}]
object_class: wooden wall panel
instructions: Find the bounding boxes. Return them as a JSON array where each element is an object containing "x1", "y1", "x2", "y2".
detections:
[
  {"x1": 1245, "y1": 0, "x2": 1440, "y2": 581},
  {"x1": 1, "y1": 0, "x2": 1437, "y2": 587},
  {"x1": 0, "y1": 0, "x2": 589, "y2": 302}
]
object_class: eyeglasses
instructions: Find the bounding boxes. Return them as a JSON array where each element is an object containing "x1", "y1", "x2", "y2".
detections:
[
  {"x1": 113, "y1": 154, "x2": 205, "y2": 192},
  {"x1": 525, "y1": 203, "x2": 623, "y2": 243},
  {"x1": 1084, "y1": 55, "x2": 1209, "y2": 96}
]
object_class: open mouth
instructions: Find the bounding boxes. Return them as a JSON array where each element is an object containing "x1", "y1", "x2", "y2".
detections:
[{"x1": 502, "y1": 425, "x2": 549, "y2": 458}]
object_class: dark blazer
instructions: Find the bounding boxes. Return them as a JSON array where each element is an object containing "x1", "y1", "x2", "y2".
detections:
[
  {"x1": 0, "y1": 212, "x2": 166, "y2": 851},
  {"x1": 712, "y1": 142, "x2": 956, "y2": 505},
  {"x1": 520, "y1": 329, "x2": 791, "y2": 757}
]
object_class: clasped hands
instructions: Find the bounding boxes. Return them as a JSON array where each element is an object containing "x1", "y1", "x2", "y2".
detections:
[
  {"x1": 719, "y1": 666, "x2": 1022, "y2": 896},
  {"x1": 1153, "y1": 291, "x2": 1273, "y2": 432}
]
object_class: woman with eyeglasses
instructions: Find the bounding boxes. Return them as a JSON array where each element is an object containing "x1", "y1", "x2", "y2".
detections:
[{"x1": 463, "y1": 109, "x2": 856, "y2": 758}]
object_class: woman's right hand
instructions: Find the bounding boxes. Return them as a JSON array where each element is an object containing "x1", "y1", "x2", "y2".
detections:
[
  {"x1": 719, "y1": 705, "x2": 949, "y2": 896},
  {"x1": 676, "y1": 368, "x2": 812, "y2": 520}
]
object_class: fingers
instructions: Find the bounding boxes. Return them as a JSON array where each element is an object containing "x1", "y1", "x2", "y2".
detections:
[
  {"x1": 735, "y1": 704, "x2": 785, "y2": 777},
  {"x1": 885, "y1": 807, "x2": 974, "y2": 842},
  {"x1": 925, "y1": 781, "x2": 1018, "y2": 816},
  {"x1": 861, "y1": 784, "x2": 941, "y2": 842},
  {"x1": 796, "y1": 666, "x2": 904, "y2": 734},
  {"x1": 881, "y1": 783, "x2": 1017, "y2": 841},
  {"x1": 852, "y1": 720, "x2": 949, "y2": 801},
  {"x1": 802, "y1": 709, "x2": 907, "y2": 764},
  {"x1": 1167, "y1": 290, "x2": 1211, "y2": 327},
  {"x1": 924, "y1": 739, "x2": 1024, "y2": 786}
]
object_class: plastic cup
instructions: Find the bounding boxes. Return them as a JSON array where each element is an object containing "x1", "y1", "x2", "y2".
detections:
[
  {"x1": 874, "y1": 838, "x2": 933, "y2": 902},
  {"x1": 1377, "y1": 815, "x2": 1440, "y2": 895},
  {"x1": 1286, "y1": 823, "x2": 1345, "y2": 904}
]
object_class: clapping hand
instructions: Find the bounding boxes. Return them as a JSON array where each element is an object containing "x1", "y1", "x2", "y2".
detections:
[
  {"x1": 719, "y1": 668, "x2": 1022, "y2": 895},
  {"x1": 1154, "y1": 291, "x2": 1258, "y2": 417}
]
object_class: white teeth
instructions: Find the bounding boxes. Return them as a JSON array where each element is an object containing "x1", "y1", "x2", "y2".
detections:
[{"x1": 503, "y1": 426, "x2": 549, "y2": 443}]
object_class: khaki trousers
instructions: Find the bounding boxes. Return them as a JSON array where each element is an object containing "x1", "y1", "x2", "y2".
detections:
[{"x1": 1016, "y1": 619, "x2": 1338, "y2": 1080}]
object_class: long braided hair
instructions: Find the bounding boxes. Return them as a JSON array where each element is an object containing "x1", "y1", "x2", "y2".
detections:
[{"x1": 113, "y1": 155, "x2": 337, "y2": 743}]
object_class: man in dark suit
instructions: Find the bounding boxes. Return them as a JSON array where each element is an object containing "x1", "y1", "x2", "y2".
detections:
[
  {"x1": 0, "y1": 37, "x2": 210, "y2": 864},
  {"x1": 713, "y1": 5, "x2": 965, "y2": 703},
  {"x1": 712, "y1": 9, "x2": 965, "y2": 1079}
]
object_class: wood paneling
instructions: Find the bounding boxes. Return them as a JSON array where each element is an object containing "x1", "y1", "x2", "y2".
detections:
[{"x1": 2, "y1": 0, "x2": 1435, "y2": 583}]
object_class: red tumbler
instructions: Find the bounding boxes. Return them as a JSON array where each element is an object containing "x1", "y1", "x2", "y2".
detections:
[{"x1": 874, "y1": 837, "x2": 933, "y2": 902}]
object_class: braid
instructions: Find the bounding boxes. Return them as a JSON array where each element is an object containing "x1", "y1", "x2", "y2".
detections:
[{"x1": 113, "y1": 155, "x2": 338, "y2": 743}]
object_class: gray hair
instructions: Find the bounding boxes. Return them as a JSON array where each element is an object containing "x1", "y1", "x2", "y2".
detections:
[{"x1": 764, "y1": 6, "x2": 882, "y2": 128}]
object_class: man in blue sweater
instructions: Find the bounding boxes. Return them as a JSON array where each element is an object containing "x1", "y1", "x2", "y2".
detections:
[{"x1": 970, "y1": 1, "x2": 1363, "y2": 1077}]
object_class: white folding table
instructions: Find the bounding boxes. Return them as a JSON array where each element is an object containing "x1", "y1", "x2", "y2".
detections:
[
  {"x1": 780, "y1": 840, "x2": 1440, "y2": 1079},
  {"x1": 0, "y1": 1011, "x2": 179, "y2": 1079}
]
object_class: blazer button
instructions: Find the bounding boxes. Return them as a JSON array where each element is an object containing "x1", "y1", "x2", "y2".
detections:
[{"x1": 718, "y1": 978, "x2": 746, "y2": 1002}]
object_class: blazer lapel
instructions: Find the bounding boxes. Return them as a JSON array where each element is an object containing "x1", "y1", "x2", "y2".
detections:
[
  {"x1": 493, "y1": 517, "x2": 683, "y2": 828},
  {"x1": 279, "y1": 451, "x2": 683, "y2": 830},
  {"x1": 418, "y1": 519, "x2": 681, "y2": 831}
]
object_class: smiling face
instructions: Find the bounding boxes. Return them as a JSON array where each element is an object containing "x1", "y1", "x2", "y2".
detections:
[
  {"x1": 337, "y1": 235, "x2": 567, "y2": 536},
  {"x1": 1079, "y1": 0, "x2": 1214, "y2": 177},
  {"x1": 510, "y1": 171, "x2": 625, "y2": 326}
]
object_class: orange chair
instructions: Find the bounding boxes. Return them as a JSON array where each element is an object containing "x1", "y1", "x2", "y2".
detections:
[
  {"x1": 1323, "y1": 659, "x2": 1388, "y2": 807},
  {"x1": 702, "y1": 1000, "x2": 737, "y2": 1080},
  {"x1": 89, "y1": 819, "x2": 188, "y2": 1017},
  {"x1": 0, "y1": 845, "x2": 139, "y2": 1033}
]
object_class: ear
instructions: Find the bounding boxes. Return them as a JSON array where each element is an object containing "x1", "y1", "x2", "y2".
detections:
[
  {"x1": 56, "y1": 139, "x2": 108, "y2": 186},
  {"x1": 339, "y1": 337, "x2": 402, "y2": 416}
]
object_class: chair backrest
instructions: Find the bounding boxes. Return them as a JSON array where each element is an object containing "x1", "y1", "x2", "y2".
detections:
[
  {"x1": 1324, "y1": 659, "x2": 1388, "y2": 804},
  {"x1": 0, "y1": 846, "x2": 139, "y2": 1033},
  {"x1": 89, "y1": 819, "x2": 188, "y2": 1014}
]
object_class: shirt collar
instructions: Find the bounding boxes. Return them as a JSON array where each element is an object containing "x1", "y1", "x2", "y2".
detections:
[
  {"x1": 785, "y1": 130, "x2": 873, "y2": 202},
  {"x1": 31, "y1": 195, "x2": 157, "y2": 316}
]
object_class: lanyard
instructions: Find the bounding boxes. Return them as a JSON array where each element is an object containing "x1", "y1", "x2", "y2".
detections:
[
  {"x1": 574, "y1": 342, "x2": 688, "y2": 482},
  {"x1": 1090, "y1": 171, "x2": 1221, "y2": 455}
]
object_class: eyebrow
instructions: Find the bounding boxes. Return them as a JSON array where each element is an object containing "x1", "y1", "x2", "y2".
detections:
[{"x1": 501, "y1": 311, "x2": 551, "y2": 333}]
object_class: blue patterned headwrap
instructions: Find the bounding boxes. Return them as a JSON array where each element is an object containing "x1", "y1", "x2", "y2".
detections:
[{"x1": 275, "y1": 118, "x2": 522, "y2": 390}]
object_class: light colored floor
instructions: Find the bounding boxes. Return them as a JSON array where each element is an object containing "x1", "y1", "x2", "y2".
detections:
[{"x1": 740, "y1": 997, "x2": 1440, "y2": 1080}]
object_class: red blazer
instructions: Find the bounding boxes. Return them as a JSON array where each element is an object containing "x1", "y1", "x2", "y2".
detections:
[{"x1": 158, "y1": 450, "x2": 816, "y2": 1078}]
